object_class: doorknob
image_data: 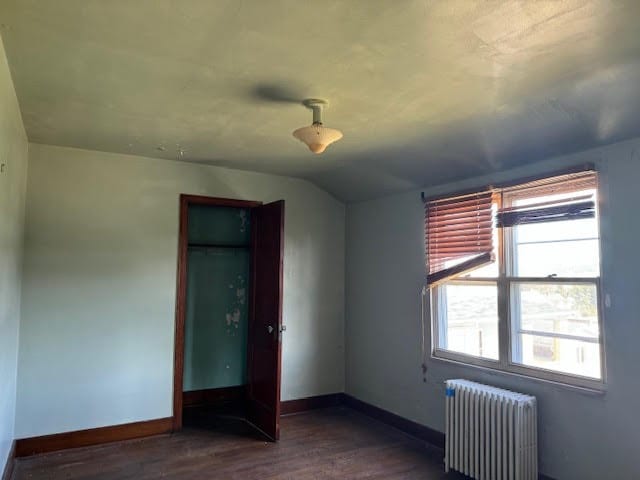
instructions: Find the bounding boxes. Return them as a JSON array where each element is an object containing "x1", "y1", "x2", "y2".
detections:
[{"x1": 267, "y1": 325, "x2": 274, "y2": 334}]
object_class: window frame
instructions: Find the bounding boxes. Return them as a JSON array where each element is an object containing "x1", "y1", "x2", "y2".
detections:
[{"x1": 429, "y1": 173, "x2": 606, "y2": 392}]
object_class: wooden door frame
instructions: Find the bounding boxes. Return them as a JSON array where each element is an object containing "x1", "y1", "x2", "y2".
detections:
[{"x1": 172, "y1": 194, "x2": 262, "y2": 430}]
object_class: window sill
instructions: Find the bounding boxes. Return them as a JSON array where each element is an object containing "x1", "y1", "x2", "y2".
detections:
[{"x1": 430, "y1": 352, "x2": 607, "y2": 396}]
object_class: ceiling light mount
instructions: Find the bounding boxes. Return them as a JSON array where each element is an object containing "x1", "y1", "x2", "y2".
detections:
[
  {"x1": 303, "y1": 98, "x2": 329, "y2": 125},
  {"x1": 293, "y1": 98, "x2": 343, "y2": 154}
]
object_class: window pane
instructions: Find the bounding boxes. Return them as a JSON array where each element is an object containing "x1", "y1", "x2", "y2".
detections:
[
  {"x1": 434, "y1": 283, "x2": 499, "y2": 360},
  {"x1": 514, "y1": 239, "x2": 600, "y2": 277},
  {"x1": 511, "y1": 282, "x2": 601, "y2": 379},
  {"x1": 513, "y1": 334, "x2": 601, "y2": 379},
  {"x1": 515, "y1": 217, "x2": 598, "y2": 243},
  {"x1": 512, "y1": 282, "x2": 600, "y2": 338}
]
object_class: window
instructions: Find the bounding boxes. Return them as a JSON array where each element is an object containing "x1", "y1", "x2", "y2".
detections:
[{"x1": 427, "y1": 170, "x2": 604, "y2": 389}]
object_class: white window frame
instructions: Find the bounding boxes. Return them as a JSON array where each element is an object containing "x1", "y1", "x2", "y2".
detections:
[{"x1": 430, "y1": 180, "x2": 606, "y2": 392}]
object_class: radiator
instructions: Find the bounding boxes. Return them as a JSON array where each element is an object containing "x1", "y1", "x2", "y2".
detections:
[{"x1": 445, "y1": 379, "x2": 537, "y2": 480}]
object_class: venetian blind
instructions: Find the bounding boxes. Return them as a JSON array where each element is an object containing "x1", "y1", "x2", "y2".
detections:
[
  {"x1": 496, "y1": 170, "x2": 597, "y2": 227},
  {"x1": 425, "y1": 191, "x2": 495, "y2": 286}
]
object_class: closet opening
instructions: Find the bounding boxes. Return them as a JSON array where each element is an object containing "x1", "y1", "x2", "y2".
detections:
[{"x1": 172, "y1": 195, "x2": 284, "y2": 441}]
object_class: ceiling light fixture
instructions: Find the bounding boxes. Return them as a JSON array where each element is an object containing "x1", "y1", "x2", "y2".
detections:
[{"x1": 292, "y1": 99, "x2": 343, "y2": 154}]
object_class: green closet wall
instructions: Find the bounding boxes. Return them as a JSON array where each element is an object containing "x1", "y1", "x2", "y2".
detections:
[{"x1": 183, "y1": 206, "x2": 251, "y2": 392}]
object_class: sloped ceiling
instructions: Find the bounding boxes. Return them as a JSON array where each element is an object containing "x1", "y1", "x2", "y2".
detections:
[{"x1": 1, "y1": 0, "x2": 639, "y2": 202}]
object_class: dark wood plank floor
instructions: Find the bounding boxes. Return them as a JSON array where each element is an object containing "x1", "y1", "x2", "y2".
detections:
[{"x1": 13, "y1": 407, "x2": 464, "y2": 479}]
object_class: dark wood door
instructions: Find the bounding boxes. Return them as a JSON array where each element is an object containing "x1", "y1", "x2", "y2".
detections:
[{"x1": 246, "y1": 200, "x2": 284, "y2": 440}]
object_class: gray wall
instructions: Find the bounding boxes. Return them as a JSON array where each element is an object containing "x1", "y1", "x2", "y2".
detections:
[
  {"x1": 0, "y1": 32, "x2": 27, "y2": 473},
  {"x1": 16, "y1": 143, "x2": 345, "y2": 438},
  {"x1": 346, "y1": 138, "x2": 640, "y2": 480}
]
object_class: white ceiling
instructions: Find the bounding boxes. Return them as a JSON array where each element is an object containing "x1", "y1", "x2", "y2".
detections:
[{"x1": 1, "y1": 0, "x2": 639, "y2": 201}]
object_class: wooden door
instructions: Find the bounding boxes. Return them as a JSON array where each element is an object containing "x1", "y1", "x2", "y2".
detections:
[{"x1": 246, "y1": 200, "x2": 284, "y2": 440}]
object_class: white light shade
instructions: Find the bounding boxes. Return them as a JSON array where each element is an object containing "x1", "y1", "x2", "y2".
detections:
[{"x1": 292, "y1": 124, "x2": 343, "y2": 154}]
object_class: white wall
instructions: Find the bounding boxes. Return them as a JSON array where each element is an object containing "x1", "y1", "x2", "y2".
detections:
[
  {"x1": 16, "y1": 143, "x2": 345, "y2": 438},
  {"x1": 346, "y1": 138, "x2": 640, "y2": 480},
  {"x1": 0, "y1": 33, "x2": 28, "y2": 473}
]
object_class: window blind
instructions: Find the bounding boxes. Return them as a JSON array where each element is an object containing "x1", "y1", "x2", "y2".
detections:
[
  {"x1": 425, "y1": 191, "x2": 494, "y2": 286},
  {"x1": 496, "y1": 171, "x2": 597, "y2": 228}
]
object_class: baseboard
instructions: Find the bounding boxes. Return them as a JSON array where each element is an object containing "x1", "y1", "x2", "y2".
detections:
[
  {"x1": 13, "y1": 390, "x2": 332, "y2": 458},
  {"x1": 281, "y1": 393, "x2": 345, "y2": 415},
  {"x1": 343, "y1": 394, "x2": 445, "y2": 448},
  {"x1": 183, "y1": 386, "x2": 246, "y2": 408},
  {"x1": 1, "y1": 441, "x2": 15, "y2": 480},
  {"x1": 279, "y1": 393, "x2": 444, "y2": 447},
  {"x1": 15, "y1": 417, "x2": 173, "y2": 457}
]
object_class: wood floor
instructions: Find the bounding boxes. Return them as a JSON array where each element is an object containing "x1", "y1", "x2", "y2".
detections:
[{"x1": 13, "y1": 407, "x2": 464, "y2": 479}]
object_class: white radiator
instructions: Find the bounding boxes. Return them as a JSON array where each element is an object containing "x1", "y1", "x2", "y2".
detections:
[{"x1": 445, "y1": 379, "x2": 537, "y2": 480}]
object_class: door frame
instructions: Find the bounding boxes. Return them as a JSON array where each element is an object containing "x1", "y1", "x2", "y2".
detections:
[{"x1": 172, "y1": 194, "x2": 262, "y2": 430}]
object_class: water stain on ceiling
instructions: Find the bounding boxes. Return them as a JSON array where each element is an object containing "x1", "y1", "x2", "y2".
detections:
[{"x1": 1, "y1": 0, "x2": 639, "y2": 201}]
